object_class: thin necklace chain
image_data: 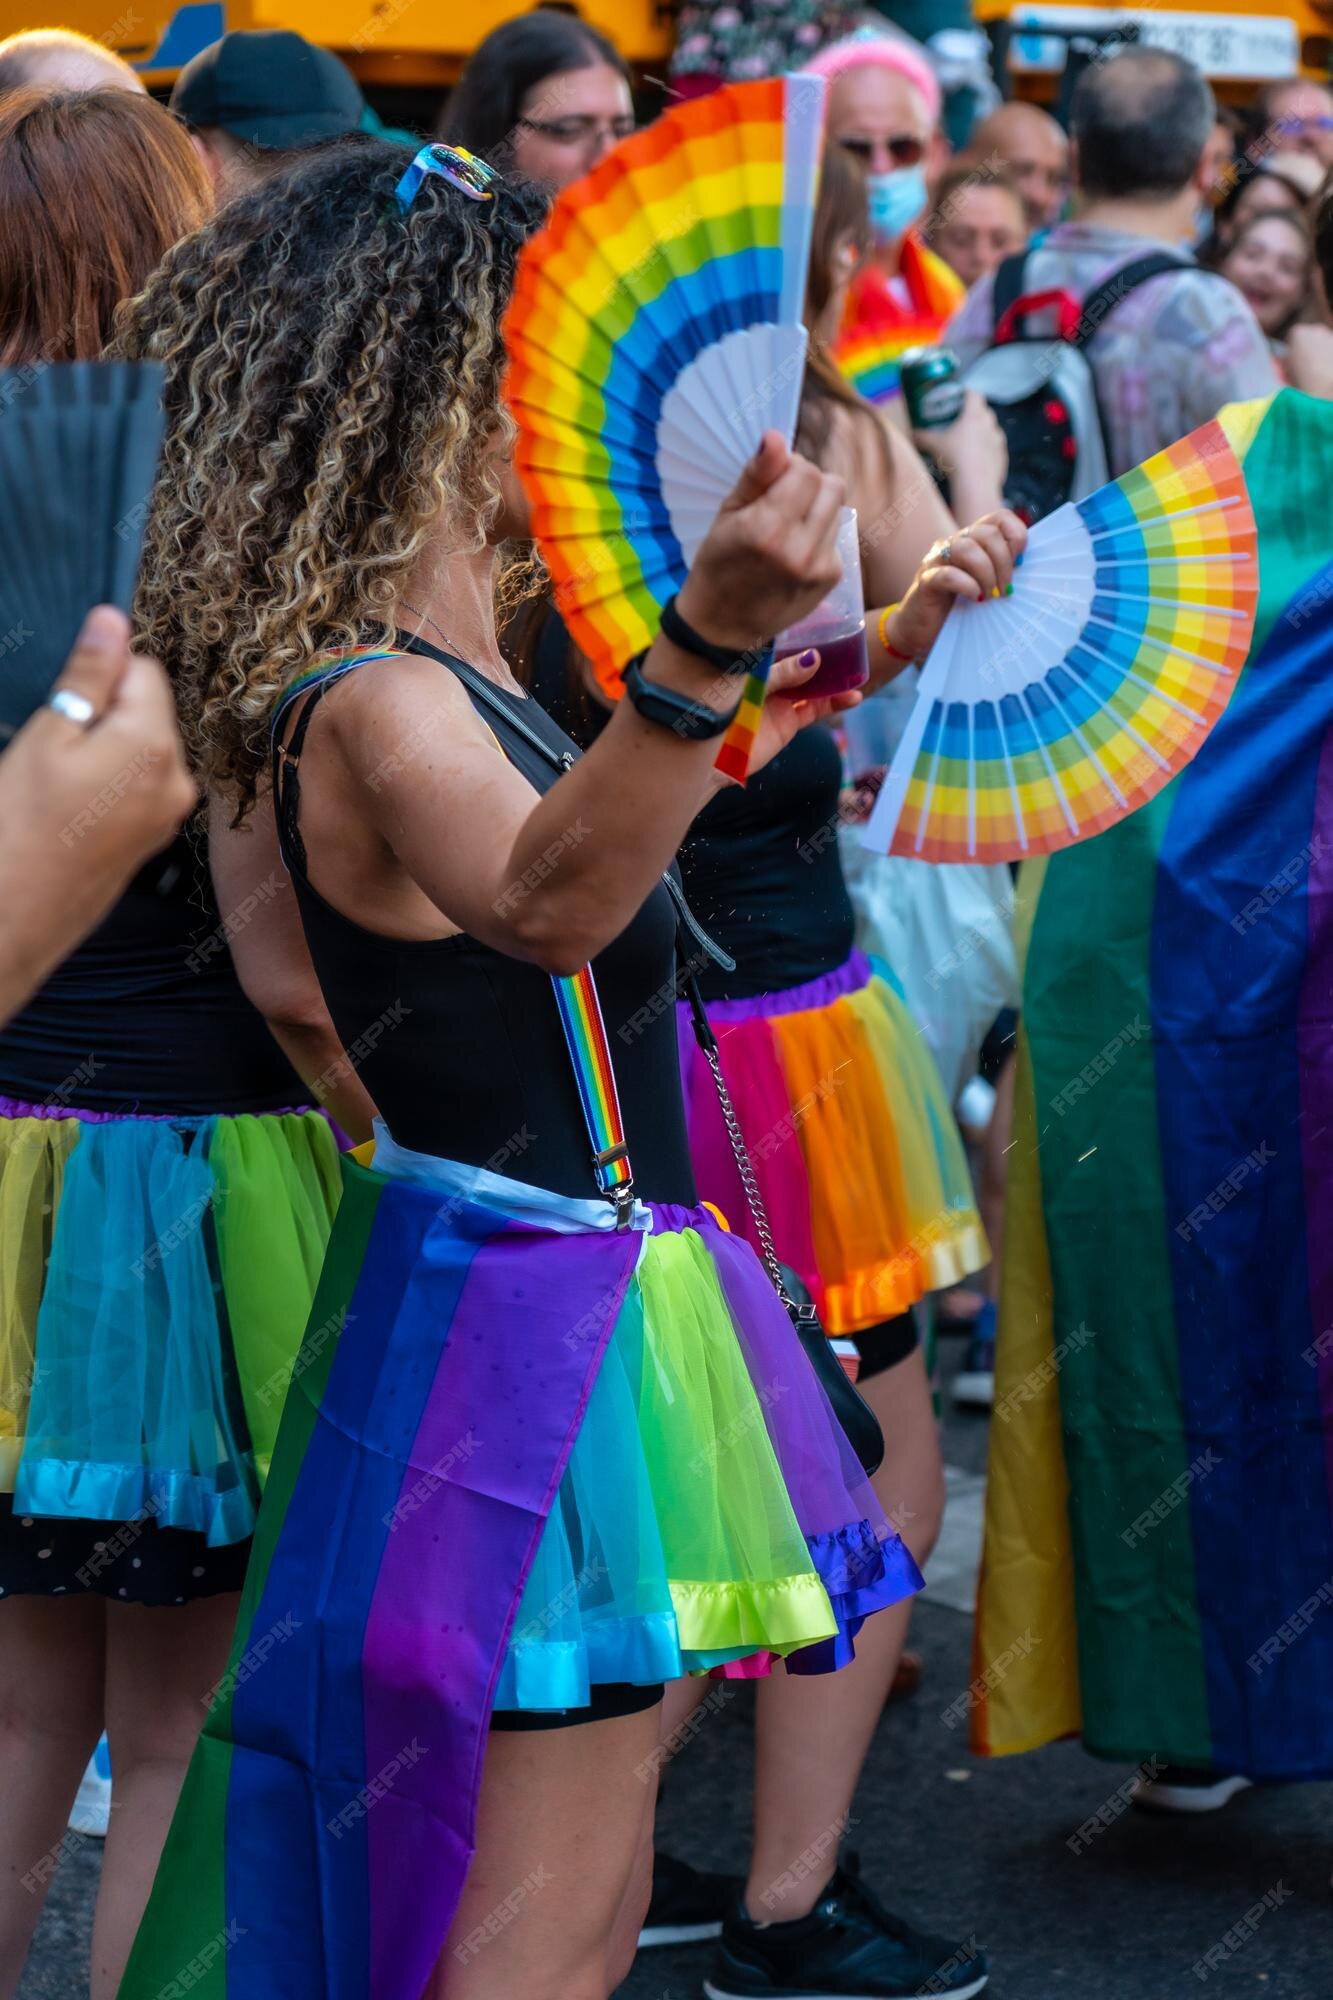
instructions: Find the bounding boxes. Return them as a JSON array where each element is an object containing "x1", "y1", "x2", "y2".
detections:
[
  {"x1": 398, "y1": 600, "x2": 459, "y2": 656},
  {"x1": 398, "y1": 598, "x2": 523, "y2": 695}
]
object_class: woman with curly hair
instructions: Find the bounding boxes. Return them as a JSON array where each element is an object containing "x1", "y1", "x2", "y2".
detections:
[
  {"x1": 106, "y1": 135, "x2": 1010, "y2": 2000},
  {"x1": 0, "y1": 90, "x2": 355, "y2": 2000}
]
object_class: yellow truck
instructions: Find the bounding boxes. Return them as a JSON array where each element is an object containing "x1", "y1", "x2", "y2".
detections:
[
  {"x1": 27, "y1": 1, "x2": 1331, "y2": 100},
  {"x1": 46, "y1": 0, "x2": 671, "y2": 91},
  {"x1": 976, "y1": 2, "x2": 1331, "y2": 100}
]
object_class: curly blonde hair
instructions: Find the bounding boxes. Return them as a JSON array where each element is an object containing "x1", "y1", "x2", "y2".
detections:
[{"x1": 113, "y1": 137, "x2": 546, "y2": 806}]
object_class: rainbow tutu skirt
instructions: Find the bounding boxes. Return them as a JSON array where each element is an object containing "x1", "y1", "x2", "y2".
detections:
[
  {"x1": 678, "y1": 951, "x2": 987, "y2": 1333},
  {"x1": 0, "y1": 1098, "x2": 340, "y2": 1560},
  {"x1": 119, "y1": 1133, "x2": 920, "y2": 2000}
]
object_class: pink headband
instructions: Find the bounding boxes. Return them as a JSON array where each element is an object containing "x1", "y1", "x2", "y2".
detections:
[{"x1": 803, "y1": 29, "x2": 941, "y2": 125}]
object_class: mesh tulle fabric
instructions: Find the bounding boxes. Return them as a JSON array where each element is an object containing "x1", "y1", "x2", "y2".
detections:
[
  {"x1": 1, "y1": 1108, "x2": 338, "y2": 1545},
  {"x1": 15, "y1": 1117, "x2": 257, "y2": 1542},
  {"x1": 676, "y1": 1003, "x2": 826, "y2": 1313},
  {"x1": 634, "y1": 1227, "x2": 837, "y2": 1650},
  {"x1": 493, "y1": 1214, "x2": 925, "y2": 1710},
  {"x1": 836, "y1": 962, "x2": 987, "y2": 1291},
  {"x1": 495, "y1": 1277, "x2": 681, "y2": 1709},
  {"x1": 495, "y1": 1223, "x2": 837, "y2": 1708},
  {"x1": 0, "y1": 1117, "x2": 78, "y2": 1489},
  {"x1": 209, "y1": 1113, "x2": 343, "y2": 1482},
  {"x1": 679, "y1": 953, "x2": 986, "y2": 1333},
  {"x1": 699, "y1": 1212, "x2": 924, "y2": 1673}
]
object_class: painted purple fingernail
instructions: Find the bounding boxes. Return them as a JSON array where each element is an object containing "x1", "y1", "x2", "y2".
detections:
[{"x1": 799, "y1": 648, "x2": 819, "y2": 668}]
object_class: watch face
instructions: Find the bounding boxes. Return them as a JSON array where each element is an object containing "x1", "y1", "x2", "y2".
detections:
[{"x1": 624, "y1": 657, "x2": 734, "y2": 739}]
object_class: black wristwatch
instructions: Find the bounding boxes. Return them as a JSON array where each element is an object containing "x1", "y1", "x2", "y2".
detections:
[
  {"x1": 620, "y1": 653, "x2": 738, "y2": 739},
  {"x1": 659, "y1": 592, "x2": 770, "y2": 677}
]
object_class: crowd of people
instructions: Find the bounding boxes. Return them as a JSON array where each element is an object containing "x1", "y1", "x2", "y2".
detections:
[{"x1": 0, "y1": 11, "x2": 1330, "y2": 2000}]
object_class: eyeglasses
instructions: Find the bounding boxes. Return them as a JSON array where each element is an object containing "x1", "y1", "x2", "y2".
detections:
[
  {"x1": 1275, "y1": 113, "x2": 1333, "y2": 135},
  {"x1": 837, "y1": 133, "x2": 927, "y2": 169},
  {"x1": 517, "y1": 114, "x2": 637, "y2": 150},
  {"x1": 394, "y1": 143, "x2": 497, "y2": 212}
]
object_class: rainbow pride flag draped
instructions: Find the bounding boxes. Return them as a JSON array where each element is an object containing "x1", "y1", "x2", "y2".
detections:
[
  {"x1": 974, "y1": 390, "x2": 1333, "y2": 1779},
  {"x1": 832, "y1": 231, "x2": 963, "y2": 406},
  {"x1": 119, "y1": 1134, "x2": 915, "y2": 1998}
]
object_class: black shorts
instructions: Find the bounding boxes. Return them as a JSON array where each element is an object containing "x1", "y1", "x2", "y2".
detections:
[
  {"x1": 0, "y1": 1492, "x2": 250, "y2": 1606},
  {"x1": 490, "y1": 1680, "x2": 664, "y2": 1731},
  {"x1": 852, "y1": 1311, "x2": 919, "y2": 1382}
]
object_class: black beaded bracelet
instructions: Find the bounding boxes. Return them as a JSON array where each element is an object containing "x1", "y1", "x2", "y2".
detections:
[
  {"x1": 659, "y1": 592, "x2": 768, "y2": 676},
  {"x1": 620, "y1": 653, "x2": 738, "y2": 739}
]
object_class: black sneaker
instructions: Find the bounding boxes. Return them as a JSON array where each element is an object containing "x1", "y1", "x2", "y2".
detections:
[
  {"x1": 637, "y1": 1851, "x2": 744, "y2": 1948},
  {"x1": 703, "y1": 1856, "x2": 989, "y2": 1998}
]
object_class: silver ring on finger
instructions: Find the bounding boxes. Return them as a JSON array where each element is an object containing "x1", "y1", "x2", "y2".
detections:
[
  {"x1": 47, "y1": 688, "x2": 97, "y2": 729},
  {"x1": 934, "y1": 539, "x2": 955, "y2": 567}
]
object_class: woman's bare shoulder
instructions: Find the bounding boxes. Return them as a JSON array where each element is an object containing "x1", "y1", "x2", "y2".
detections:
[{"x1": 316, "y1": 651, "x2": 495, "y2": 784}]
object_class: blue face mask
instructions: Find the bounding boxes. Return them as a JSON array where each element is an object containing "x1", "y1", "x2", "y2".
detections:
[{"x1": 866, "y1": 164, "x2": 928, "y2": 247}]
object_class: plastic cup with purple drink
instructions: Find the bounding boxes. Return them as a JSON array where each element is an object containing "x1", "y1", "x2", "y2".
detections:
[{"x1": 772, "y1": 507, "x2": 868, "y2": 700}]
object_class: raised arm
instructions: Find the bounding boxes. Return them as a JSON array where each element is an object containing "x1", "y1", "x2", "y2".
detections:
[{"x1": 324, "y1": 437, "x2": 853, "y2": 976}]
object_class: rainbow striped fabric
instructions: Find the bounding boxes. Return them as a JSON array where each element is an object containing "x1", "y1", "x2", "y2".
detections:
[
  {"x1": 974, "y1": 390, "x2": 1333, "y2": 1779},
  {"x1": 504, "y1": 73, "x2": 824, "y2": 783},
  {"x1": 116, "y1": 1158, "x2": 649, "y2": 2000},
  {"x1": 863, "y1": 416, "x2": 1258, "y2": 862},
  {"x1": 831, "y1": 232, "x2": 964, "y2": 406},
  {"x1": 117, "y1": 1150, "x2": 920, "y2": 1998},
  {"x1": 550, "y1": 963, "x2": 632, "y2": 1195}
]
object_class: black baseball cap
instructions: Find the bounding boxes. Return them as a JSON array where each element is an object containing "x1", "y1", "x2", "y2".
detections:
[{"x1": 170, "y1": 30, "x2": 365, "y2": 150}]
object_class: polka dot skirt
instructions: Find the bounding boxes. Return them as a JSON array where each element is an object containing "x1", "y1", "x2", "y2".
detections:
[{"x1": 0, "y1": 1493, "x2": 249, "y2": 1605}]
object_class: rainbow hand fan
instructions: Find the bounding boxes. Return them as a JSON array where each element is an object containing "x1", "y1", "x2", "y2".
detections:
[
  {"x1": 861, "y1": 419, "x2": 1259, "y2": 863},
  {"x1": 504, "y1": 74, "x2": 825, "y2": 781}
]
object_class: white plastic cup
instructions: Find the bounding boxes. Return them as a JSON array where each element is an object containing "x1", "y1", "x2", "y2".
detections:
[{"x1": 773, "y1": 508, "x2": 868, "y2": 699}]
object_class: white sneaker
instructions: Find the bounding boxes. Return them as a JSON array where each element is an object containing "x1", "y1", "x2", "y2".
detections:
[
  {"x1": 1131, "y1": 1766, "x2": 1253, "y2": 1815},
  {"x1": 68, "y1": 1739, "x2": 112, "y2": 1838}
]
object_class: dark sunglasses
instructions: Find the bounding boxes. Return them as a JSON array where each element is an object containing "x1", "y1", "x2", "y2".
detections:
[{"x1": 837, "y1": 133, "x2": 926, "y2": 169}]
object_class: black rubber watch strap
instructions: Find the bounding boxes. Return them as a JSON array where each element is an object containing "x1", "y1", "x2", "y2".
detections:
[
  {"x1": 620, "y1": 653, "x2": 738, "y2": 739},
  {"x1": 659, "y1": 592, "x2": 764, "y2": 675}
]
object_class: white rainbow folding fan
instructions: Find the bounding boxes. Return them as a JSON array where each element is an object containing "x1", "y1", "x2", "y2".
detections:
[{"x1": 504, "y1": 72, "x2": 825, "y2": 779}]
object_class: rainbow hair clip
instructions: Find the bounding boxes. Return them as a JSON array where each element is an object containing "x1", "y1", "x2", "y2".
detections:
[{"x1": 394, "y1": 142, "x2": 496, "y2": 211}]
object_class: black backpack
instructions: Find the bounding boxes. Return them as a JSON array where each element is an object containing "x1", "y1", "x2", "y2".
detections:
[{"x1": 962, "y1": 250, "x2": 1191, "y2": 522}]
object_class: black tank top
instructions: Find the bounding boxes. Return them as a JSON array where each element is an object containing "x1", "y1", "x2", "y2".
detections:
[
  {"x1": 0, "y1": 831, "x2": 304, "y2": 1116},
  {"x1": 528, "y1": 612, "x2": 856, "y2": 1004},
  {"x1": 276, "y1": 643, "x2": 697, "y2": 1205},
  {"x1": 679, "y1": 725, "x2": 856, "y2": 1002}
]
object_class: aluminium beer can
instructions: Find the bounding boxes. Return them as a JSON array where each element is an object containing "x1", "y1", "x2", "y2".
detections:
[{"x1": 900, "y1": 345, "x2": 966, "y2": 429}]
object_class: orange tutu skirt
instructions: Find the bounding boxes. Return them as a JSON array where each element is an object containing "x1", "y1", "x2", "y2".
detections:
[{"x1": 677, "y1": 951, "x2": 987, "y2": 1333}]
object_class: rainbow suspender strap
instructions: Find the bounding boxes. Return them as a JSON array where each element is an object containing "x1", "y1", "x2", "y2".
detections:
[
  {"x1": 273, "y1": 648, "x2": 636, "y2": 1217},
  {"x1": 549, "y1": 966, "x2": 634, "y2": 1206}
]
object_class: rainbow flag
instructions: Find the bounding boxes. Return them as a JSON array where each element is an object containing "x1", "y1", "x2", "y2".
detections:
[
  {"x1": 118, "y1": 1141, "x2": 917, "y2": 1998},
  {"x1": 974, "y1": 389, "x2": 1333, "y2": 1780},
  {"x1": 832, "y1": 231, "x2": 963, "y2": 406},
  {"x1": 116, "y1": 1158, "x2": 645, "y2": 2000}
]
